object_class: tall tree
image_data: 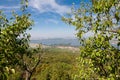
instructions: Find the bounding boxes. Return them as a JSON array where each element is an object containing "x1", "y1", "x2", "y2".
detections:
[{"x1": 63, "y1": 0, "x2": 120, "y2": 79}]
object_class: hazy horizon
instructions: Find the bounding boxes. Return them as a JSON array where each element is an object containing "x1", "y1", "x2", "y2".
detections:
[
  {"x1": 30, "y1": 36, "x2": 78, "y2": 40},
  {"x1": 30, "y1": 38, "x2": 80, "y2": 46}
]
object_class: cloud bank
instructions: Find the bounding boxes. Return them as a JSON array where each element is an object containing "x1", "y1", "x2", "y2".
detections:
[{"x1": 29, "y1": 0, "x2": 71, "y2": 15}]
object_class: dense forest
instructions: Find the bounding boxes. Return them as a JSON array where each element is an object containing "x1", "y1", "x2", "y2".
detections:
[
  {"x1": 7, "y1": 47, "x2": 79, "y2": 80},
  {"x1": 0, "y1": 0, "x2": 120, "y2": 80}
]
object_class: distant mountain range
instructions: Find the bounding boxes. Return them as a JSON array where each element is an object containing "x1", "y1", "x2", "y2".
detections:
[
  {"x1": 30, "y1": 38, "x2": 120, "y2": 48},
  {"x1": 30, "y1": 38, "x2": 80, "y2": 47}
]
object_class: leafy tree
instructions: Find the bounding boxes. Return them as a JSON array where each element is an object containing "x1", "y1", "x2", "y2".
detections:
[
  {"x1": 63, "y1": 0, "x2": 120, "y2": 79},
  {"x1": 0, "y1": 0, "x2": 42, "y2": 80}
]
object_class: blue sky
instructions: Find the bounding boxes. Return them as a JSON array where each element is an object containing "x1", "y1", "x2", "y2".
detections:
[{"x1": 0, "y1": 0, "x2": 89, "y2": 39}]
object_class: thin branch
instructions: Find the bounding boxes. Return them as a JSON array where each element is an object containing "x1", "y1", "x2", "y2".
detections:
[
  {"x1": 31, "y1": 54, "x2": 41, "y2": 73},
  {"x1": 28, "y1": 54, "x2": 41, "y2": 80},
  {"x1": 105, "y1": 30, "x2": 119, "y2": 33},
  {"x1": 99, "y1": 63, "x2": 107, "y2": 77}
]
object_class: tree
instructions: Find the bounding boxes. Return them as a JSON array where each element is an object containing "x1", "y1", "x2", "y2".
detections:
[
  {"x1": 0, "y1": 0, "x2": 42, "y2": 80},
  {"x1": 63, "y1": 0, "x2": 120, "y2": 79}
]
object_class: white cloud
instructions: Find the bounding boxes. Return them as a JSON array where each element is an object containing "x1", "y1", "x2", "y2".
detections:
[
  {"x1": 0, "y1": 6, "x2": 19, "y2": 9},
  {"x1": 45, "y1": 19, "x2": 59, "y2": 24},
  {"x1": 29, "y1": 0, "x2": 71, "y2": 15}
]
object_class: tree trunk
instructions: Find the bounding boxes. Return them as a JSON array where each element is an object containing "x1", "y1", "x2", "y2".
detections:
[{"x1": 20, "y1": 70, "x2": 31, "y2": 80}]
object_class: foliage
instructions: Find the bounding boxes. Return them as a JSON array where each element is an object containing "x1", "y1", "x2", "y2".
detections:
[
  {"x1": 0, "y1": 0, "x2": 41, "y2": 79},
  {"x1": 63, "y1": 0, "x2": 120, "y2": 79},
  {"x1": 0, "y1": 11, "x2": 33, "y2": 79}
]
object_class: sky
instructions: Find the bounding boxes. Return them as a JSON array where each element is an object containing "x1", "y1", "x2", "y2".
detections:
[{"x1": 0, "y1": 0, "x2": 90, "y2": 39}]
